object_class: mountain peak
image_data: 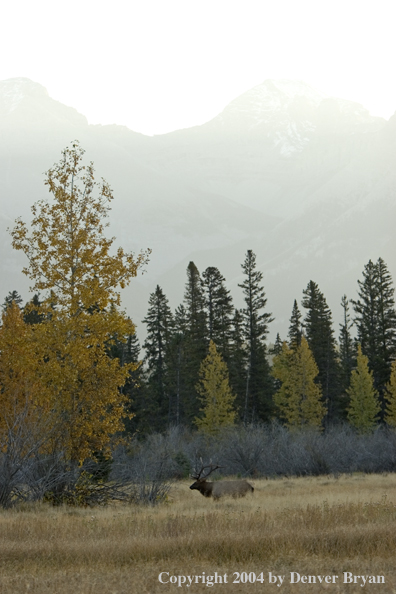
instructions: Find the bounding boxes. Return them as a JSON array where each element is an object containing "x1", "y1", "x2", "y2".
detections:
[
  {"x1": 0, "y1": 77, "x2": 88, "y2": 128},
  {"x1": 0, "y1": 77, "x2": 49, "y2": 113},
  {"x1": 203, "y1": 78, "x2": 384, "y2": 156}
]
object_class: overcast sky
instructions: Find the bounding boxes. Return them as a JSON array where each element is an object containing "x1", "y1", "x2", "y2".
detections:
[{"x1": 1, "y1": 0, "x2": 395, "y2": 135}]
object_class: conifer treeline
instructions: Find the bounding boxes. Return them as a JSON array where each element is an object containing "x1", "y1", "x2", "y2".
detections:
[
  {"x1": 129, "y1": 253, "x2": 396, "y2": 434},
  {"x1": 4, "y1": 254, "x2": 396, "y2": 435}
]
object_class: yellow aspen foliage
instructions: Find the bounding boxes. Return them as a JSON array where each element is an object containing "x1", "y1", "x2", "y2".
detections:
[
  {"x1": 10, "y1": 142, "x2": 150, "y2": 314},
  {"x1": 0, "y1": 303, "x2": 51, "y2": 453},
  {"x1": 195, "y1": 340, "x2": 236, "y2": 435},
  {"x1": 384, "y1": 360, "x2": 396, "y2": 427},
  {"x1": 347, "y1": 345, "x2": 380, "y2": 433},
  {"x1": 272, "y1": 337, "x2": 326, "y2": 430},
  {"x1": 9, "y1": 143, "x2": 150, "y2": 462}
]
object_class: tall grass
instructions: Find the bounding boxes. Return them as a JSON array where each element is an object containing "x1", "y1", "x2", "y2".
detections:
[{"x1": 0, "y1": 473, "x2": 395, "y2": 593}]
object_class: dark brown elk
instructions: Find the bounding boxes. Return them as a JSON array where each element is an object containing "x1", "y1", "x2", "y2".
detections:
[{"x1": 189, "y1": 463, "x2": 254, "y2": 501}]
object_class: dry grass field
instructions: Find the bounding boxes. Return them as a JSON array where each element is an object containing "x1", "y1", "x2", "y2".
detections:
[{"x1": 0, "y1": 473, "x2": 395, "y2": 593}]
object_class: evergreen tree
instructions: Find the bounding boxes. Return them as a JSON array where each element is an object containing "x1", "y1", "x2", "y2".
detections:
[
  {"x1": 272, "y1": 337, "x2": 325, "y2": 430},
  {"x1": 142, "y1": 285, "x2": 173, "y2": 430},
  {"x1": 376, "y1": 258, "x2": 396, "y2": 394},
  {"x1": 288, "y1": 299, "x2": 302, "y2": 348},
  {"x1": 122, "y1": 332, "x2": 149, "y2": 434},
  {"x1": 166, "y1": 304, "x2": 188, "y2": 426},
  {"x1": 352, "y1": 259, "x2": 378, "y2": 367},
  {"x1": 302, "y1": 280, "x2": 341, "y2": 423},
  {"x1": 269, "y1": 333, "x2": 284, "y2": 393},
  {"x1": 228, "y1": 308, "x2": 247, "y2": 418},
  {"x1": 347, "y1": 345, "x2": 380, "y2": 433},
  {"x1": 384, "y1": 360, "x2": 396, "y2": 427},
  {"x1": 202, "y1": 266, "x2": 233, "y2": 359},
  {"x1": 339, "y1": 295, "x2": 356, "y2": 415},
  {"x1": 184, "y1": 261, "x2": 207, "y2": 344},
  {"x1": 23, "y1": 294, "x2": 45, "y2": 325},
  {"x1": 181, "y1": 262, "x2": 208, "y2": 423},
  {"x1": 270, "y1": 333, "x2": 283, "y2": 356},
  {"x1": 2, "y1": 290, "x2": 23, "y2": 310},
  {"x1": 238, "y1": 250, "x2": 274, "y2": 423},
  {"x1": 108, "y1": 330, "x2": 148, "y2": 434},
  {"x1": 352, "y1": 258, "x2": 396, "y2": 407},
  {"x1": 195, "y1": 340, "x2": 236, "y2": 434}
]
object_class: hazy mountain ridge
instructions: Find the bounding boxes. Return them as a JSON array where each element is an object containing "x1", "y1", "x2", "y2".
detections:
[{"x1": 0, "y1": 77, "x2": 394, "y2": 340}]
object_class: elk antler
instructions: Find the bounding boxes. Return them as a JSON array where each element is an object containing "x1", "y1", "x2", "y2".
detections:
[{"x1": 191, "y1": 458, "x2": 223, "y2": 480}]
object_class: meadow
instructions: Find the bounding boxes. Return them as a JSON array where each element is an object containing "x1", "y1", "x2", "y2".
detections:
[{"x1": 0, "y1": 473, "x2": 395, "y2": 594}]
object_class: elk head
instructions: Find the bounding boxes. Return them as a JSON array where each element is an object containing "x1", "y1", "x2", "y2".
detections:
[{"x1": 189, "y1": 461, "x2": 222, "y2": 498}]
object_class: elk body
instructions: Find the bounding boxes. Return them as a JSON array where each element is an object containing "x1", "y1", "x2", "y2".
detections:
[{"x1": 190, "y1": 463, "x2": 254, "y2": 501}]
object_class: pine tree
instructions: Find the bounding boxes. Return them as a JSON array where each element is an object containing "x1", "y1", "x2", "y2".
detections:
[
  {"x1": 166, "y1": 305, "x2": 188, "y2": 425},
  {"x1": 23, "y1": 294, "x2": 45, "y2": 325},
  {"x1": 121, "y1": 333, "x2": 149, "y2": 435},
  {"x1": 347, "y1": 345, "x2": 380, "y2": 433},
  {"x1": 270, "y1": 333, "x2": 283, "y2": 356},
  {"x1": 238, "y1": 250, "x2": 274, "y2": 423},
  {"x1": 339, "y1": 295, "x2": 356, "y2": 415},
  {"x1": 228, "y1": 308, "x2": 248, "y2": 418},
  {"x1": 195, "y1": 340, "x2": 236, "y2": 434},
  {"x1": 352, "y1": 258, "x2": 396, "y2": 409},
  {"x1": 142, "y1": 285, "x2": 173, "y2": 430},
  {"x1": 288, "y1": 299, "x2": 302, "y2": 348},
  {"x1": 302, "y1": 280, "x2": 341, "y2": 423},
  {"x1": 2, "y1": 290, "x2": 23, "y2": 310},
  {"x1": 185, "y1": 261, "x2": 207, "y2": 344},
  {"x1": 376, "y1": 258, "x2": 396, "y2": 393},
  {"x1": 181, "y1": 262, "x2": 208, "y2": 423},
  {"x1": 352, "y1": 259, "x2": 378, "y2": 366},
  {"x1": 272, "y1": 337, "x2": 325, "y2": 430},
  {"x1": 202, "y1": 266, "x2": 233, "y2": 359},
  {"x1": 384, "y1": 360, "x2": 396, "y2": 427}
]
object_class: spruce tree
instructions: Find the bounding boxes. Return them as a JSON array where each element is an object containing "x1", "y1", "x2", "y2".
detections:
[
  {"x1": 352, "y1": 258, "x2": 396, "y2": 407},
  {"x1": 270, "y1": 333, "x2": 283, "y2": 356},
  {"x1": 339, "y1": 295, "x2": 356, "y2": 415},
  {"x1": 272, "y1": 337, "x2": 325, "y2": 430},
  {"x1": 202, "y1": 266, "x2": 233, "y2": 360},
  {"x1": 238, "y1": 250, "x2": 274, "y2": 422},
  {"x1": 179, "y1": 262, "x2": 208, "y2": 424},
  {"x1": 142, "y1": 285, "x2": 173, "y2": 430},
  {"x1": 195, "y1": 340, "x2": 236, "y2": 434},
  {"x1": 228, "y1": 308, "x2": 248, "y2": 418},
  {"x1": 120, "y1": 333, "x2": 149, "y2": 435},
  {"x1": 347, "y1": 345, "x2": 380, "y2": 433},
  {"x1": 376, "y1": 258, "x2": 396, "y2": 393},
  {"x1": 23, "y1": 294, "x2": 45, "y2": 325},
  {"x1": 166, "y1": 304, "x2": 189, "y2": 426},
  {"x1": 302, "y1": 280, "x2": 341, "y2": 423},
  {"x1": 352, "y1": 259, "x2": 378, "y2": 366},
  {"x1": 288, "y1": 299, "x2": 302, "y2": 348},
  {"x1": 2, "y1": 290, "x2": 23, "y2": 310}
]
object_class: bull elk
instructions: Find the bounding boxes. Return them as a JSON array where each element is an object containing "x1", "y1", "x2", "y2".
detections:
[{"x1": 189, "y1": 462, "x2": 254, "y2": 501}]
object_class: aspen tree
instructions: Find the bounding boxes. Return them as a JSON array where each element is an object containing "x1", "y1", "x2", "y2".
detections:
[
  {"x1": 347, "y1": 345, "x2": 380, "y2": 433},
  {"x1": 0, "y1": 302, "x2": 51, "y2": 453},
  {"x1": 10, "y1": 142, "x2": 150, "y2": 462},
  {"x1": 384, "y1": 360, "x2": 396, "y2": 427},
  {"x1": 272, "y1": 337, "x2": 325, "y2": 430},
  {"x1": 195, "y1": 340, "x2": 236, "y2": 434}
]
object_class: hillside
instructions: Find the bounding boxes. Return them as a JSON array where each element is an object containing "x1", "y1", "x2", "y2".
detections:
[{"x1": 0, "y1": 77, "x2": 394, "y2": 339}]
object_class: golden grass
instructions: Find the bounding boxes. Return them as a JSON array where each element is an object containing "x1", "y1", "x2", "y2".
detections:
[{"x1": 0, "y1": 473, "x2": 395, "y2": 593}]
